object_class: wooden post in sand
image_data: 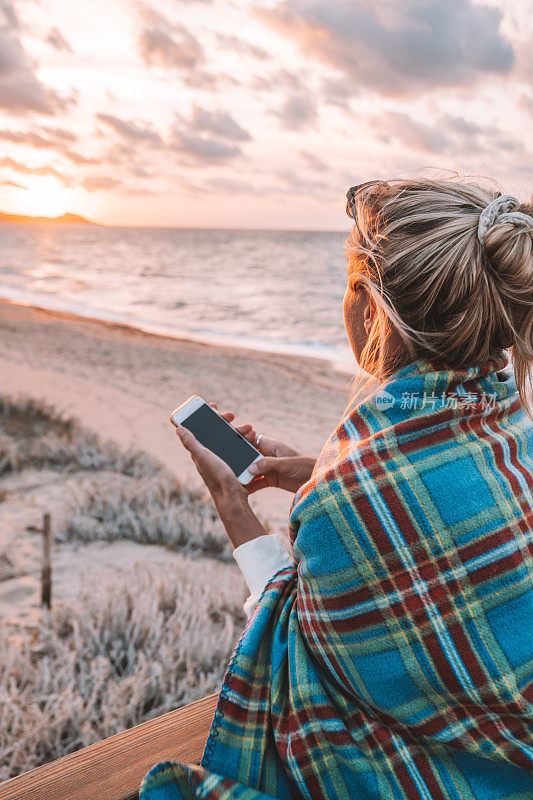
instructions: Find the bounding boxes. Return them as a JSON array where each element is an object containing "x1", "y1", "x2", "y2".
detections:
[{"x1": 41, "y1": 512, "x2": 52, "y2": 610}]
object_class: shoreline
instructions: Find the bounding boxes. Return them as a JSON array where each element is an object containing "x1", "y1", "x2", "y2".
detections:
[
  {"x1": 0, "y1": 298, "x2": 351, "y2": 531},
  {"x1": 0, "y1": 295, "x2": 351, "y2": 639},
  {"x1": 0, "y1": 289, "x2": 356, "y2": 378},
  {"x1": 0, "y1": 218, "x2": 348, "y2": 234}
]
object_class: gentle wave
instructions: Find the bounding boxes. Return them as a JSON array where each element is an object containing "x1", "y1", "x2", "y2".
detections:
[
  {"x1": 0, "y1": 224, "x2": 357, "y2": 375},
  {"x1": 0, "y1": 283, "x2": 356, "y2": 375}
]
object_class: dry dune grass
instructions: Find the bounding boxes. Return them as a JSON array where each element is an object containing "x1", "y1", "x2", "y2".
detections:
[
  {"x1": 0, "y1": 560, "x2": 244, "y2": 781},
  {"x1": 0, "y1": 395, "x2": 246, "y2": 779},
  {"x1": 0, "y1": 394, "x2": 232, "y2": 560},
  {"x1": 60, "y1": 472, "x2": 231, "y2": 559},
  {"x1": 0, "y1": 551, "x2": 17, "y2": 582},
  {"x1": 0, "y1": 395, "x2": 166, "y2": 477}
]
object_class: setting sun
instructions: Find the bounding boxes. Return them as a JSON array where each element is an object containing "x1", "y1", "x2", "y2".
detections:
[{"x1": 9, "y1": 177, "x2": 69, "y2": 218}]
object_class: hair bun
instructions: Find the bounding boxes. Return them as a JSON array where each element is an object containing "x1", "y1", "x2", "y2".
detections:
[
  {"x1": 478, "y1": 195, "x2": 533, "y2": 245},
  {"x1": 344, "y1": 177, "x2": 533, "y2": 416}
]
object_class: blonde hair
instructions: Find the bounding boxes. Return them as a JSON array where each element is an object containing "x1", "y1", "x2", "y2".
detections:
[{"x1": 343, "y1": 176, "x2": 533, "y2": 416}]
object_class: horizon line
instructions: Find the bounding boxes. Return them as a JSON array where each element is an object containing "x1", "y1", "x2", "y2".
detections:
[{"x1": 0, "y1": 208, "x2": 349, "y2": 235}]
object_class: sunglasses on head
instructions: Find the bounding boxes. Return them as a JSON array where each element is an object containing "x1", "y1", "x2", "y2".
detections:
[
  {"x1": 345, "y1": 180, "x2": 385, "y2": 243},
  {"x1": 345, "y1": 181, "x2": 383, "y2": 218}
]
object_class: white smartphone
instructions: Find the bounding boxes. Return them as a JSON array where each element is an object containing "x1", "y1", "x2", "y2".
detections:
[{"x1": 170, "y1": 395, "x2": 263, "y2": 485}]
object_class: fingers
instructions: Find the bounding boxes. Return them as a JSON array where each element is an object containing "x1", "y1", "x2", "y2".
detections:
[
  {"x1": 250, "y1": 436, "x2": 280, "y2": 457},
  {"x1": 248, "y1": 457, "x2": 279, "y2": 475},
  {"x1": 187, "y1": 401, "x2": 259, "y2": 453},
  {"x1": 246, "y1": 475, "x2": 269, "y2": 494},
  {"x1": 209, "y1": 403, "x2": 235, "y2": 423},
  {"x1": 175, "y1": 425, "x2": 205, "y2": 458},
  {"x1": 238, "y1": 424, "x2": 257, "y2": 442},
  {"x1": 206, "y1": 401, "x2": 257, "y2": 441},
  {"x1": 175, "y1": 425, "x2": 234, "y2": 491},
  {"x1": 176, "y1": 421, "x2": 236, "y2": 469},
  {"x1": 208, "y1": 401, "x2": 236, "y2": 425}
]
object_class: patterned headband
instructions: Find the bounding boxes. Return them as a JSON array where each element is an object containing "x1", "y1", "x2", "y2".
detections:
[{"x1": 477, "y1": 194, "x2": 533, "y2": 245}]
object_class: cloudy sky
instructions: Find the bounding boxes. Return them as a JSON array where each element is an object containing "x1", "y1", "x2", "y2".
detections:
[{"x1": 0, "y1": 0, "x2": 532, "y2": 228}]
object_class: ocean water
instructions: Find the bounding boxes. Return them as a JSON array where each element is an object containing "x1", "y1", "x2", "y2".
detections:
[{"x1": 0, "y1": 224, "x2": 356, "y2": 372}]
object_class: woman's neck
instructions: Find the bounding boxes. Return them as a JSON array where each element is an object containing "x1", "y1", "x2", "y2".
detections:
[{"x1": 378, "y1": 335, "x2": 413, "y2": 382}]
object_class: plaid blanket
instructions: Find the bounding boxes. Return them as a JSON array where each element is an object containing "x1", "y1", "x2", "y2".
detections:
[{"x1": 140, "y1": 357, "x2": 533, "y2": 800}]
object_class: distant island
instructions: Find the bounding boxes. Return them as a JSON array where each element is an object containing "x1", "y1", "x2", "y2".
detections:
[{"x1": 0, "y1": 210, "x2": 98, "y2": 225}]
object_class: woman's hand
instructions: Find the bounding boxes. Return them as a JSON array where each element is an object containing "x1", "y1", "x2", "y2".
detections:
[
  {"x1": 209, "y1": 403, "x2": 317, "y2": 494},
  {"x1": 174, "y1": 400, "x2": 316, "y2": 545},
  {"x1": 248, "y1": 454, "x2": 316, "y2": 494},
  {"x1": 174, "y1": 404, "x2": 268, "y2": 548}
]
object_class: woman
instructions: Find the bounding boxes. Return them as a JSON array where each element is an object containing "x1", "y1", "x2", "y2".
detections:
[{"x1": 140, "y1": 178, "x2": 533, "y2": 800}]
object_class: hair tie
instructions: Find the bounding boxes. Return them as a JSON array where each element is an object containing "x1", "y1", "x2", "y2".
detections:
[{"x1": 477, "y1": 194, "x2": 533, "y2": 245}]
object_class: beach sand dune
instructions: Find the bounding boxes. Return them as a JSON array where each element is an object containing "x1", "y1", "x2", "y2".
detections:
[
  {"x1": 0, "y1": 300, "x2": 351, "y2": 529},
  {"x1": 0, "y1": 299, "x2": 353, "y2": 776}
]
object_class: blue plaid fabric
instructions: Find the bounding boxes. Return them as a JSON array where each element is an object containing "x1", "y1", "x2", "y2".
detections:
[{"x1": 140, "y1": 356, "x2": 533, "y2": 799}]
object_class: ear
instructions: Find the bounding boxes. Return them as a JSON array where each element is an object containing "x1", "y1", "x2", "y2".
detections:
[{"x1": 363, "y1": 297, "x2": 375, "y2": 334}]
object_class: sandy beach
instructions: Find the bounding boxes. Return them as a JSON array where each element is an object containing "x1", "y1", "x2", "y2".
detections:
[
  {"x1": 0, "y1": 298, "x2": 352, "y2": 628},
  {"x1": 0, "y1": 299, "x2": 351, "y2": 520}
]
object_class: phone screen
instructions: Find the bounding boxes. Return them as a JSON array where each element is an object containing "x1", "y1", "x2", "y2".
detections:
[{"x1": 180, "y1": 403, "x2": 259, "y2": 476}]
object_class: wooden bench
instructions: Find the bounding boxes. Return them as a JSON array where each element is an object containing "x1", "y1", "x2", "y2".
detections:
[{"x1": 0, "y1": 692, "x2": 219, "y2": 800}]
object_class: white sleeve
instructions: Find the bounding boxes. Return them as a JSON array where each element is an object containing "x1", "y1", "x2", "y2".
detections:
[{"x1": 233, "y1": 534, "x2": 295, "y2": 619}]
